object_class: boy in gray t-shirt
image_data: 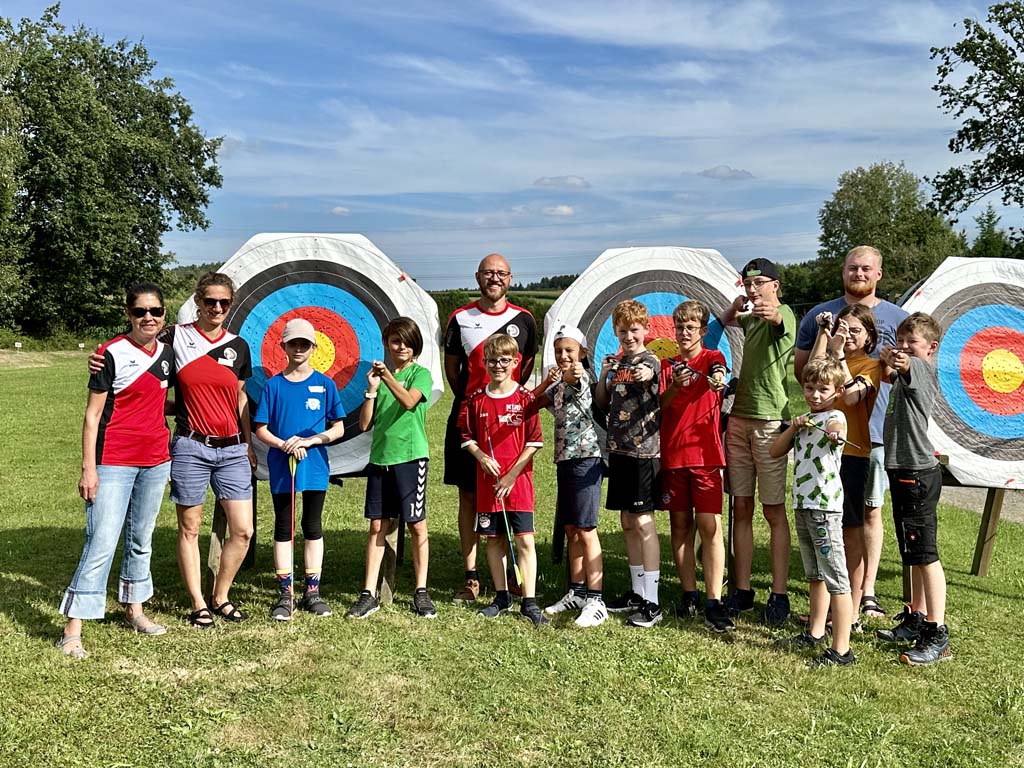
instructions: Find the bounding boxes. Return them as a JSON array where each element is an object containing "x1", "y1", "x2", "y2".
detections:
[{"x1": 878, "y1": 312, "x2": 950, "y2": 666}]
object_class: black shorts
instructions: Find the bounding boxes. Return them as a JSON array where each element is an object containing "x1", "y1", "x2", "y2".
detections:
[
  {"x1": 443, "y1": 405, "x2": 476, "y2": 491},
  {"x1": 887, "y1": 464, "x2": 941, "y2": 566},
  {"x1": 556, "y1": 457, "x2": 603, "y2": 529},
  {"x1": 476, "y1": 510, "x2": 534, "y2": 537},
  {"x1": 840, "y1": 455, "x2": 869, "y2": 529},
  {"x1": 606, "y1": 454, "x2": 659, "y2": 513},
  {"x1": 364, "y1": 459, "x2": 428, "y2": 523}
]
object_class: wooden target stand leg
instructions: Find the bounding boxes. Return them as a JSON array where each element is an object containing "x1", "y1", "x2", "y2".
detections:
[
  {"x1": 376, "y1": 518, "x2": 406, "y2": 605},
  {"x1": 971, "y1": 488, "x2": 1005, "y2": 577}
]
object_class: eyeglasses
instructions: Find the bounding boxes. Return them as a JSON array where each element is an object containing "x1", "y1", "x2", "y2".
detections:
[
  {"x1": 129, "y1": 306, "x2": 166, "y2": 318},
  {"x1": 742, "y1": 278, "x2": 775, "y2": 289},
  {"x1": 202, "y1": 297, "x2": 233, "y2": 309},
  {"x1": 675, "y1": 324, "x2": 703, "y2": 334},
  {"x1": 485, "y1": 356, "x2": 515, "y2": 367},
  {"x1": 478, "y1": 270, "x2": 511, "y2": 280}
]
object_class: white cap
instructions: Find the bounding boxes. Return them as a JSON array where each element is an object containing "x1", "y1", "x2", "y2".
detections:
[
  {"x1": 553, "y1": 323, "x2": 587, "y2": 350},
  {"x1": 282, "y1": 318, "x2": 317, "y2": 344}
]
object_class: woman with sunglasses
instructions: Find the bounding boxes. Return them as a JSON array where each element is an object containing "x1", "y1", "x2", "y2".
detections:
[
  {"x1": 166, "y1": 272, "x2": 255, "y2": 628},
  {"x1": 57, "y1": 283, "x2": 175, "y2": 658}
]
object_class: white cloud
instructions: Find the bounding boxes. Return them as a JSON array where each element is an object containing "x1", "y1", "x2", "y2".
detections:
[
  {"x1": 534, "y1": 175, "x2": 591, "y2": 189},
  {"x1": 330, "y1": 206, "x2": 350, "y2": 216},
  {"x1": 640, "y1": 61, "x2": 718, "y2": 83},
  {"x1": 375, "y1": 54, "x2": 526, "y2": 91},
  {"x1": 542, "y1": 204, "x2": 576, "y2": 217},
  {"x1": 699, "y1": 165, "x2": 755, "y2": 181}
]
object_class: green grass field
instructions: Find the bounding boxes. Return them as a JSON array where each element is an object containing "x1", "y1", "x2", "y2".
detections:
[{"x1": 2, "y1": 352, "x2": 1023, "y2": 767}]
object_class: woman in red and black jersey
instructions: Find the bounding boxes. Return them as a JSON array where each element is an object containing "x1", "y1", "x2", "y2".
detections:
[{"x1": 57, "y1": 283, "x2": 175, "y2": 659}]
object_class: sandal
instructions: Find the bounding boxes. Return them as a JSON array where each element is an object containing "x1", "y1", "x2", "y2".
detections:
[
  {"x1": 188, "y1": 607, "x2": 216, "y2": 629},
  {"x1": 55, "y1": 633, "x2": 88, "y2": 660},
  {"x1": 860, "y1": 595, "x2": 887, "y2": 618},
  {"x1": 125, "y1": 613, "x2": 167, "y2": 636},
  {"x1": 212, "y1": 601, "x2": 248, "y2": 623}
]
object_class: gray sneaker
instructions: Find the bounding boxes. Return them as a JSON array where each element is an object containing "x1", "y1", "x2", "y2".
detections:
[
  {"x1": 270, "y1": 595, "x2": 293, "y2": 621},
  {"x1": 299, "y1": 590, "x2": 332, "y2": 617}
]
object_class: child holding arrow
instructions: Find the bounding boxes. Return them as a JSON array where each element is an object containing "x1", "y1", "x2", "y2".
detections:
[
  {"x1": 254, "y1": 319, "x2": 346, "y2": 621},
  {"x1": 458, "y1": 333, "x2": 546, "y2": 625}
]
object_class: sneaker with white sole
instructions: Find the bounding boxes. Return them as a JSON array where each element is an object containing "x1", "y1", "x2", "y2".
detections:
[
  {"x1": 574, "y1": 597, "x2": 608, "y2": 627},
  {"x1": 346, "y1": 590, "x2": 379, "y2": 619},
  {"x1": 412, "y1": 588, "x2": 437, "y2": 618},
  {"x1": 544, "y1": 590, "x2": 586, "y2": 615},
  {"x1": 627, "y1": 600, "x2": 663, "y2": 628},
  {"x1": 299, "y1": 591, "x2": 332, "y2": 617},
  {"x1": 270, "y1": 595, "x2": 293, "y2": 621},
  {"x1": 606, "y1": 590, "x2": 644, "y2": 614}
]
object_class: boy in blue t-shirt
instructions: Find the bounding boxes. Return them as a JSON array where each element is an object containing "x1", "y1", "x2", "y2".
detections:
[{"x1": 255, "y1": 318, "x2": 345, "y2": 621}]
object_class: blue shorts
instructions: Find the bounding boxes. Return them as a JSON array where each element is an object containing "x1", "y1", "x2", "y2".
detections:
[
  {"x1": 864, "y1": 444, "x2": 888, "y2": 508},
  {"x1": 364, "y1": 459, "x2": 428, "y2": 523},
  {"x1": 168, "y1": 435, "x2": 252, "y2": 506},
  {"x1": 556, "y1": 457, "x2": 603, "y2": 529},
  {"x1": 476, "y1": 510, "x2": 534, "y2": 537}
]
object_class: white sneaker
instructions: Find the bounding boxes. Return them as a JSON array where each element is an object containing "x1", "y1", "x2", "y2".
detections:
[
  {"x1": 544, "y1": 591, "x2": 586, "y2": 615},
  {"x1": 574, "y1": 597, "x2": 608, "y2": 627}
]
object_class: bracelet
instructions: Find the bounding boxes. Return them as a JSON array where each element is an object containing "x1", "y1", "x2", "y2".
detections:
[{"x1": 364, "y1": 391, "x2": 377, "y2": 399}]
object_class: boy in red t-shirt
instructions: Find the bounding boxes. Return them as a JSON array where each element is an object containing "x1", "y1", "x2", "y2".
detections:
[
  {"x1": 658, "y1": 301, "x2": 734, "y2": 633},
  {"x1": 459, "y1": 334, "x2": 546, "y2": 625}
]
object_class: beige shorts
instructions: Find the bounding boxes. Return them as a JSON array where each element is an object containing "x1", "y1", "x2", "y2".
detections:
[{"x1": 725, "y1": 415, "x2": 788, "y2": 505}]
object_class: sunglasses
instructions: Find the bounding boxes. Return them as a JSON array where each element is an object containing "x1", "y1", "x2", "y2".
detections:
[
  {"x1": 202, "y1": 297, "x2": 233, "y2": 309},
  {"x1": 128, "y1": 306, "x2": 166, "y2": 318}
]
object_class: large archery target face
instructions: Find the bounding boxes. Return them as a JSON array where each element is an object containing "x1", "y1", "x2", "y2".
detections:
[
  {"x1": 931, "y1": 283, "x2": 1024, "y2": 460},
  {"x1": 579, "y1": 272, "x2": 742, "y2": 372}
]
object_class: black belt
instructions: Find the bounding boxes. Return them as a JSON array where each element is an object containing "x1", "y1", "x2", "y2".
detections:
[{"x1": 176, "y1": 429, "x2": 244, "y2": 448}]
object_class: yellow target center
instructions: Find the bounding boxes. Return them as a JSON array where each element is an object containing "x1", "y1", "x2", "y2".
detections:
[
  {"x1": 647, "y1": 337, "x2": 679, "y2": 360},
  {"x1": 311, "y1": 330, "x2": 336, "y2": 373},
  {"x1": 982, "y1": 348, "x2": 1024, "y2": 393}
]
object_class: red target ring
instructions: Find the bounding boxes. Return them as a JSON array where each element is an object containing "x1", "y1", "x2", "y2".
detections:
[
  {"x1": 260, "y1": 306, "x2": 362, "y2": 392},
  {"x1": 961, "y1": 327, "x2": 1024, "y2": 416}
]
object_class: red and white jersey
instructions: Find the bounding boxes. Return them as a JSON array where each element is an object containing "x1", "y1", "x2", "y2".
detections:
[
  {"x1": 444, "y1": 301, "x2": 537, "y2": 399},
  {"x1": 166, "y1": 323, "x2": 252, "y2": 437},
  {"x1": 659, "y1": 348, "x2": 727, "y2": 469},
  {"x1": 89, "y1": 335, "x2": 174, "y2": 466},
  {"x1": 458, "y1": 385, "x2": 543, "y2": 513}
]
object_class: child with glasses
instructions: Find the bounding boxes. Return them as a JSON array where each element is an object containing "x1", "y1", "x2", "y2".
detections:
[
  {"x1": 254, "y1": 318, "x2": 345, "y2": 621},
  {"x1": 458, "y1": 333, "x2": 546, "y2": 625}
]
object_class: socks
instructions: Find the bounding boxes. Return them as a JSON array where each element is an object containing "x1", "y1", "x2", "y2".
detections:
[
  {"x1": 570, "y1": 581, "x2": 586, "y2": 599},
  {"x1": 629, "y1": 565, "x2": 645, "y2": 599},
  {"x1": 276, "y1": 569, "x2": 292, "y2": 596},
  {"x1": 494, "y1": 590, "x2": 512, "y2": 608},
  {"x1": 586, "y1": 588, "x2": 603, "y2": 602},
  {"x1": 465, "y1": 569, "x2": 479, "y2": 582},
  {"x1": 305, "y1": 570, "x2": 321, "y2": 594},
  {"x1": 643, "y1": 570, "x2": 660, "y2": 607}
]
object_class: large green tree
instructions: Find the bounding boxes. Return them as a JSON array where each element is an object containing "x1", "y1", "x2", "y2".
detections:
[
  {"x1": 1, "y1": 6, "x2": 221, "y2": 334},
  {"x1": 817, "y1": 161, "x2": 966, "y2": 300},
  {"x1": 930, "y1": 2, "x2": 1024, "y2": 217}
]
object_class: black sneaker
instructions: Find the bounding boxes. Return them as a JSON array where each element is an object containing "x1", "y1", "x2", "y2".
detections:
[
  {"x1": 520, "y1": 602, "x2": 550, "y2": 626},
  {"x1": 900, "y1": 622, "x2": 952, "y2": 666},
  {"x1": 479, "y1": 598, "x2": 512, "y2": 618},
  {"x1": 761, "y1": 592, "x2": 791, "y2": 627},
  {"x1": 704, "y1": 600, "x2": 735, "y2": 633},
  {"x1": 606, "y1": 590, "x2": 644, "y2": 614},
  {"x1": 270, "y1": 595, "x2": 292, "y2": 622},
  {"x1": 675, "y1": 591, "x2": 702, "y2": 619},
  {"x1": 412, "y1": 589, "x2": 437, "y2": 619},
  {"x1": 778, "y1": 630, "x2": 827, "y2": 650},
  {"x1": 299, "y1": 590, "x2": 332, "y2": 617},
  {"x1": 627, "y1": 600, "x2": 664, "y2": 628},
  {"x1": 725, "y1": 588, "x2": 755, "y2": 616},
  {"x1": 812, "y1": 647, "x2": 856, "y2": 667},
  {"x1": 346, "y1": 590, "x2": 379, "y2": 619},
  {"x1": 876, "y1": 606, "x2": 925, "y2": 643}
]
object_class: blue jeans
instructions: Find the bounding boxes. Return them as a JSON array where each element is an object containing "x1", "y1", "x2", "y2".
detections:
[{"x1": 60, "y1": 462, "x2": 170, "y2": 619}]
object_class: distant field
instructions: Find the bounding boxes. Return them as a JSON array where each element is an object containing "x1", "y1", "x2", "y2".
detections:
[{"x1": 2, "y1": 353, "x2": 1023, "y2": 767}]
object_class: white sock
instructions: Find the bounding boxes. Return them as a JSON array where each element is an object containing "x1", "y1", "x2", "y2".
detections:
[
  {"x1": 644, "y1": 570, "x2": 660, "y2": 606},
  {"x1": 629, "y1": 565, "x2": 645, "y2": 599}
]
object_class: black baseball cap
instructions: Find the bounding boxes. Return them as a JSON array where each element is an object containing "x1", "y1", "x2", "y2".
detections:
[{"x1": 741, "y1": 258, "x2": 779, "y2": 281}]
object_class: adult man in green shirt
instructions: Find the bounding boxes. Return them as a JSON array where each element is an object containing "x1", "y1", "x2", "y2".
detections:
[{"x1": 722, "y1": 258, "x2": 796, "y2": 626}]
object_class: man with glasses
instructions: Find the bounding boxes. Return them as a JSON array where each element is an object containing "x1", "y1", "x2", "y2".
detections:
[
  {"x1": 794, "y1": 245, "x2": 907, "y2": 620},
  {"x1": 444, "y1": 253, "x2": 537, "y2": 603},
  {"x1": 722, "y1": 258, "x2": 796, "y2": 626}
]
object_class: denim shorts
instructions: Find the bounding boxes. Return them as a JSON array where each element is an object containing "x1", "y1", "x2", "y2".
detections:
[
  {"x1": 794, "y1": 508, "x2": 850, "y2": 595},
  {"x1": 169, "y1": 435, "x2": 252, "y2": 506},
  {"x1": 864, "y1": 444, "x2": 888, "y2": 508}
]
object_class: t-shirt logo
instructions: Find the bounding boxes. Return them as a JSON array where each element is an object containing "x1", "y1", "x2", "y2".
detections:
[
  {"x1": 305, "y1": 398, "x2": 321, "y2": 411},
  {"x1": 506, "y1": 324, "x2": 520, "y2": 338},
  {"x1": 161, "y1": 360, "x2": 170, "y2": 376}
]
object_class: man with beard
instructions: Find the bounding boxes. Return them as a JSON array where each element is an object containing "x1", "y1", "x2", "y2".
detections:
[
  {"x1": 444, "y1": 253, "x2": 537, "y2": 603},
  {"x1": 794, "y1": 245, "x2": 907, "y2": 620}
]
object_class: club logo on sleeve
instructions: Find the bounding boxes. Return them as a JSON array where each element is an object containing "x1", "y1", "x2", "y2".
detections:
[
  {"x1": 223, "y1": 348, "x2": 237, "y2": 361},
  {"x1": 161, "y1": 360, "x2": 170, "y2": 376},
  {"x1": 506, "y1": 324, "x2": 520, "y2": 338}
]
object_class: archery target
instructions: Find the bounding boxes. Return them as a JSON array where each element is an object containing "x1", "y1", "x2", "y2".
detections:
[
  {"x1": 544, "y1": 247, "x2": 744, "y2": 378},
  {"x1": 902, "y1": 257, "x2": 1024, "y2": 487},
  {"x1": 178, "y1": 233, "x2": 444, "y2": 479}
]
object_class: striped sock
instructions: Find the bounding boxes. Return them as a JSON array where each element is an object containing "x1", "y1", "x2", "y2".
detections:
[
  {"x1": 570, "y1": 581, "x2": 586, "y2": 599},
  {"x1": 276, "y1": 570, "x2": 292, "y2": 596},
  {"x1": 305, "y1": 571, "x2": 321, "y2": 593}
]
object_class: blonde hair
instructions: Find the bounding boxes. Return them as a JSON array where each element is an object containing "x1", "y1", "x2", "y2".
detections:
[
  {"x1": 483, "y1": 333, "x2": 519, "y2": 360},
  {"x1": 846, "y1": 245, "x2": 882, "y2": 266},
  {"x1": 802, "y1": 357, "x2": 846, "y2": 388},
  {"x1": 672, "y1": 300, "x2": 709, "y2": 327},
  {"x1": 611, "y1": 299, "x2": 649, "y2": 330},
  {"x1": 898, "y1": 312, "x2": 942, "y2": 344}
]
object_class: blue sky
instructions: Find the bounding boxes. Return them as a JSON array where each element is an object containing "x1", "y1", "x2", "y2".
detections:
[{"x1": 5, "y1": 1, "x2": 1015, "y2": 288}]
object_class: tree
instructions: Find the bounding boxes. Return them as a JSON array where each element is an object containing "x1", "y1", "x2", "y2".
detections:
[
  {"x1": 0, "y1": 40, "x2": 26, "y2": 329},
  {"x1": 817, "y1": 161, "x2": 967, "y2": 300},
  {"x1": 1, "y1": 6, "x2": 221, "y2": 334},
  {"x1": 969, "y1": 203, "x2": 1016, "y2": 258},
  {"x1": 930, "y1": 2, "x2": 1024, "y2": 216}
]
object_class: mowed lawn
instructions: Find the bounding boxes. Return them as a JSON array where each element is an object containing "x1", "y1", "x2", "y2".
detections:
[{"x1": 1, "y1": 352, "x2": 1023, "y2": 768}]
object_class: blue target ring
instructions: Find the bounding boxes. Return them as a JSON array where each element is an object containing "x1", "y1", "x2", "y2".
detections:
[
  {"x1": 937, "y1": 304, "x2": 1024, "y2": 439},
  {"x1": 593, "y1": 290, "x2": 734, "y2": 367},
  {"x1": 241, "y1": 282, "x2": 383, "y2": 416}
]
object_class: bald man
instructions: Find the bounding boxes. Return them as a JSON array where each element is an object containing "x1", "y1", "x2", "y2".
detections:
[{"x1": 444, "y1": 254, "x2": 537, "y2": 603}]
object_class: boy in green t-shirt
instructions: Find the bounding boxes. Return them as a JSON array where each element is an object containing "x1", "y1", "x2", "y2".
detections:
[{"x1": 348, "y1": 317, "x2": 435, "y2": 619}]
